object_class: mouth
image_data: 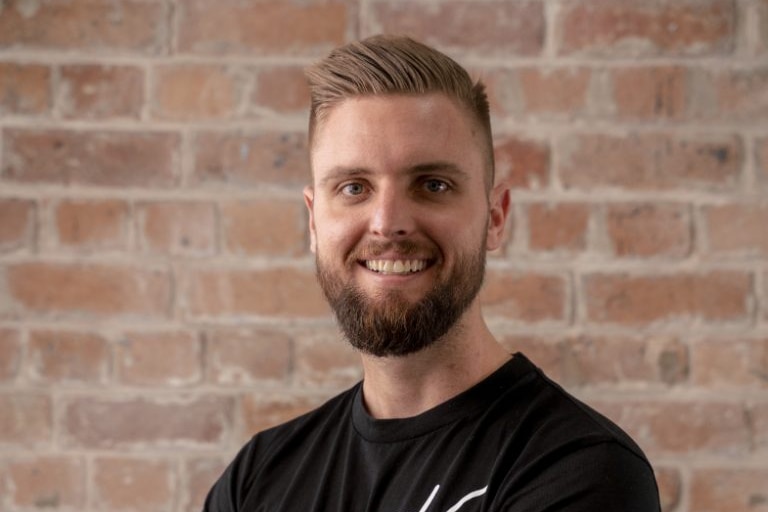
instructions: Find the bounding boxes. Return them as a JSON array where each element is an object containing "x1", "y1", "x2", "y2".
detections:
[{"x1": 362, "y1": 259, "x2": 432, "y2": 275}]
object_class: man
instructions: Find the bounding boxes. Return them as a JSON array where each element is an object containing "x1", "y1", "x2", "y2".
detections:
[{"x1": 204, "y1": 35, "x2": 661, "y2": 511}]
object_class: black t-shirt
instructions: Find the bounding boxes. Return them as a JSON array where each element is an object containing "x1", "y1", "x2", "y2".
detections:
[{"x1": 204, "y1": 353, "x2": 660, "y2": 511}]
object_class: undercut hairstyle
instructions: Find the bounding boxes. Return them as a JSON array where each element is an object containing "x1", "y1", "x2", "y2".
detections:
[{"x1": 305, "y1": 35, "x2": 495, "y2": 190}]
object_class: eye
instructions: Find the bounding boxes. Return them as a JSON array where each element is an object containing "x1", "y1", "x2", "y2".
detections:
[
  {"x1": 423, "y1": 179, "x2": 450, "y2": 193},
  {"x1": 341, "y1": 182, "x2": 366, "y2": 196}
]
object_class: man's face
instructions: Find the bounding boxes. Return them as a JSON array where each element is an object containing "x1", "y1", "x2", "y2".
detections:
[{"x1": 304, "y1": 93, "x2": 507, "y2": 357}]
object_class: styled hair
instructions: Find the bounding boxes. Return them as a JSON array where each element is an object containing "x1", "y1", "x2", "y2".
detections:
[{"x1": 305, "y1": 35, "x2": 494, "y2": 188}]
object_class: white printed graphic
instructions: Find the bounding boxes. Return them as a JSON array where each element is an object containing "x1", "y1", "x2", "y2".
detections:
[{"x1": 416, "y1": 484, "x2": 489, "y2": 512}]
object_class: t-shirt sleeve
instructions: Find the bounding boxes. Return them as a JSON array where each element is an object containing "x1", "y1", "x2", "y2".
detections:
[
  {"x1": 201, "y1": 439, "x2": 259, "y2": 512},
  {"x1": 495, "y1": 441, "x2": 661, "y2": 512}
]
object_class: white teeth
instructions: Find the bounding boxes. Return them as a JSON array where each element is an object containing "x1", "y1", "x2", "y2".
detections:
[{"x1": 365, "y1": 259, "x2": 427, "y2": 274}]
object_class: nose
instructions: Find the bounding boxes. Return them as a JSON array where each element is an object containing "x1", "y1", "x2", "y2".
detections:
[{"x1": 369, "y1": 186, "x2": 415, "y2": 238}]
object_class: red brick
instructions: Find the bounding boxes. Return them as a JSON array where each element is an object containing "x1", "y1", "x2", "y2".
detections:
[
  {"x1": 7, "y1": 456, "x2": 85, "y2": 509},
  {"x1": 2, "y1": 128, "x2": 180, "y2": 187},
  {"x1": 704, "y1": 203, "x2": 768, "y2": 256},
  {"x1": 492, "y1": 136, "x2": 550, "y2": 190},
  {"x1": 0, "y1": 0, "x2": 166, "y2": 53},
  {"x1": 561, "y1": 335, "x2": 688, "y2": 386},
  {"x1": 0, "y1": 198, "x2": 35, "y2": 253},
  {"x1": 369, "y1": 1, "x2": 544, "y2": 57},
  {"x1": 27, "y1": 330, "x2": 109, "y2": 385},
  {"x1": 54, "y1": 199, "x2": 129, "y2": 250},
  {"x1": 527, "y1": 202, "x2": 589, "y2": 253},
  {"x1": 192, "y1": 131, "x2": 308, "y2": 188},
  {"x1": 177, "y1": 0, "x2": 348, "y2": 56},
  {"x1": 597, "y1": 401, "x2": 749, "y2": 455},
  {"x1": 184, "y1": 266, "x2": 329, "y2": 319},
  {"x1": 0, "y1": 329, "x2": 21, "y2": 382},
  {"x1": 138, "y1": 201, "x2": 216, "y2": 256},
  {"x1": 206, "y1": 329, "x2": 291, "y2": 385},
  {"x1": 294, "y1": 328, "x2": 362, "y2": 388},
  {"x1": 690, "y1": 469, "x2": 768, "y2": 511},
  {"x1": 518, "y1": 68, "x2": 591, "y2": 117},
  {"x1": 0, "y1": 394, "x2": 52, "y2": 448},
  {"x1": 152, "y1": 64, "x2": 240, "y2": 121},
  {"x1": 182, "y1": 458, "x2": 229, "y2": 512},
  {"x1": 5, "y1": 262, "x2": 171, "y2": 318},
  {"x1": 251, "y1": 66, "x2": 310, "y2": 115},
  {"x1": 62, "y1": 395, "x2": 233, "y2": 449},
  {"x1": 605, "y1": 202, "x2": 691, "y2": 258},
  {"x1": 558, "y1": 133, "x2": 743, "y2": 192},
  {"x1": 692, "y1": 337, "x2": 768, "y2": 388},
  {"x1": 558, "y1": 0, "x2": 736, "y2": 57},
  {"x1": 240, "y1": 393, "x2": 326, "y2": 440},
  {"x1": 655, "y1": 467, "x2": 682, "y2": 512},
  {"x1": 0, "y1": 62, "x2": 50, "y2": 115},
  {"x1": 92, "y1": 457, "x2": 175, "y2": 512},
  {"x1": 584, "y1": 271, "x2": 751, "y2": 325},
  {"x1": 612, "y1": 66, "x2": 687, "y2": 120},
  {"x1": 221, "y1": 199, "x2": 306, "y2": 256},
  {"x1": 480, "y1": 269, "x2": 568, "y2": 322},
  {"x1": 116, "y1": 331, "x2": 202, "y2": 387},
  {"x1": 59, "y1": 64, "x2": 143, "y2": 119}
]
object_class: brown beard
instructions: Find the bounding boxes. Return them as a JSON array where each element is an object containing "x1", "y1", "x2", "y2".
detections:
[{"x1": 315, "y1": 240, "x2": 487, "y2": 357}]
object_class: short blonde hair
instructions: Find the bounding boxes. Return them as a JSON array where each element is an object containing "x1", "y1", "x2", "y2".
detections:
[{"x1": 305, "y1": 35, "x2": 494, "y2": 189}]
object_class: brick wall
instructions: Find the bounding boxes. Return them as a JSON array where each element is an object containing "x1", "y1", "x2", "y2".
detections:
[{"x1": 0, "y1": 1, "x2": 766, "y2": 511}]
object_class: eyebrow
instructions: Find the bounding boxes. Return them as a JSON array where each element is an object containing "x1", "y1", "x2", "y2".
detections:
[{"x1": 317, "y1": 161, "x2": 471, "y2": 187}]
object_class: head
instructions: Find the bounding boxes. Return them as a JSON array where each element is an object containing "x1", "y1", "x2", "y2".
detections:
[
  {"x1": 304, "y1": 36, "x2": 508, "y2": 358},
  {"x1": 306, "y1": 34, "x2": 495, "y2": 191}
]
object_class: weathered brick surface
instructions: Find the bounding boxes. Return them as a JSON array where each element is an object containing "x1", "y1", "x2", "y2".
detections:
[{"x1": 1, "y1": 2, "x2": 766, "y2": 510}]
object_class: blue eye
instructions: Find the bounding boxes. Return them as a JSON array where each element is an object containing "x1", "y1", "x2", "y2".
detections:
[
  {"x1": 342, "y1": 183, "x2": 365, "y2": 196},
  {"x1": 424, "y1": 179, "x2": 449, "y2": 193}
]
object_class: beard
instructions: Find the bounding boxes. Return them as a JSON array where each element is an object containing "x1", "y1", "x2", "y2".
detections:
[{"x1": 315, "y1": 238, "x2": 487, "y2": 358}]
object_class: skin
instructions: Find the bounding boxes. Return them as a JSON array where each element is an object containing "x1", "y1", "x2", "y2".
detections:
[{"x1": 304, "y1": 93, "x2": 512, "y2": 419}]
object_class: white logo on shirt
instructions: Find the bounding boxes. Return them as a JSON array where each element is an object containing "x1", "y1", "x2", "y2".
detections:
[{"x1": 417, "y1": 484, "x2": 489, "y2": 512}]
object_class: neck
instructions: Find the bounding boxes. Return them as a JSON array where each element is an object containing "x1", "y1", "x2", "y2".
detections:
[{"x1": 358, "y1": 304, "x2": 511, "y2": 419}]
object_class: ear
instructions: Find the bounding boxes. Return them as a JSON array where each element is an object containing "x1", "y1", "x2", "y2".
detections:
[
  {"x1": 486, "y1": 181, "x2": 511, "y2": 252},
  {"x1": 303, "y1": 186, "x2": 317, "y2": 253}
]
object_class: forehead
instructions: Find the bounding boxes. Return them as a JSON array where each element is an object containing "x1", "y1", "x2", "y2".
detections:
[{"x1": 310, "y1": 93, "x2": 486, "y2": 182}]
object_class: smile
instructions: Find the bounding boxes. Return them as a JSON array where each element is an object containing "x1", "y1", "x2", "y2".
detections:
[{"x1": 364, "y1": 259, "x2": 429, "y2": 274}]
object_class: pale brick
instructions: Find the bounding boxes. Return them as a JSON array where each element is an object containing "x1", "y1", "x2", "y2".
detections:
[
  {"x1": 605, "y1": 203, "x2": 691, "y2": 258},
  {"x1": 177, "y1": 0, "x2": 348, "y2": 56},
  {"x1": 558, "y1": 0, "x2": 736, "y2": 57},
  {"x1": 192, "y1": 131, "x2": 309, "y2": 188},
  {"x1": 0, "y1": 62, "x2": 50, "y2": 115},
  {"x1": 138, "y1": 201, "x2": 216, "y2": 257},
  {"x1": 184, "y1": 266, "x2": 330, "y2": 319},
  {"x1": 704, "y1": 203, "x2": 768, "y2": 256},
  {"x1": 62, "y1": 395, "x2": 233, "y2": 449},
  {"x1": 584, "y1": 272, "x2": 751, "y2": 326},
  {"x1": 152, "y1": 64, "x2": 240, "y2": 121},
  {"x1": 692, "y1": 337, "x2": 768, "y2": 388},
  {"x1": 691, "y1": 469, "x2": 768, "y2": 511},
  {"x1": 221, "y1": 198, "x2": 306, "y2": 256},
  {"x1": 7, "y1": 456, "x2": 85, "y2": 509},
  {"x1": 0, "y1": 394, "x2": 52, "y2": 448},
  {"x1": 182, "y1": 458, "x2": 229, "y2": 512},
  {"x1": 59, "y1": 64, "x2": 143, "y2": 119},
  {"x1": 527, "y1": 202, "x2": 589, "y2": 253},
  {"x1": 116, "y1": 331, "x2": 202, "y2": 387},
  {"x1": 2, "y1": 128, "x2": 180, "y2": 188},
  {"x1": 0, "y1": 198, "x2": 35, "y2": 253},
  {"x1": 206, "y1": 329, "x2": 291, "y2": 385},
  {"x1": 251, "y1": 66, "x2": 310, "y2": 115},
  {"x1": 5, "y1": 262, "x2": 172, "y2": 318},
  {"x1": 54, "y1": 199, "x2": 129, "y2": 250},
  {"x1": 294, "y1": 328, "x2": 362, "y2": 388},
  {"x1": 492, "y1": 136, "x2": 550, "y2": 190},
  {"x1": 240, "y1": 393, "x2": 327, "y2": 442},
  {"x1": 0, "y1": 0, "x2": 166, "y2": 53},
  {"x1": 558, "y1": 133, "x2": 743, "y2": 192},
  {"x1": 92, "y1": 457, "x2": 175, "y2": 512},
  {"x1": 481, "y1": 269, "x2": 568, "y2": 322},
  {"x1": 0, "y1": 328, "x2": 21, "y2": 382},
  {"x1": 27, "y1": 330, "x2": 109, "y2": 385},
  {"x1": 368, "y1": 0, "x2": 544, "y2": 57},
  {"x1": 612, "y1": 66, "x2": 687, "y2": 120}
]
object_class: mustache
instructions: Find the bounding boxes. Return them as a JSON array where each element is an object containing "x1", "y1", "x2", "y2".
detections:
[{"x1": 351, "y1": 239, "x2": 433, "y2": 260}]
